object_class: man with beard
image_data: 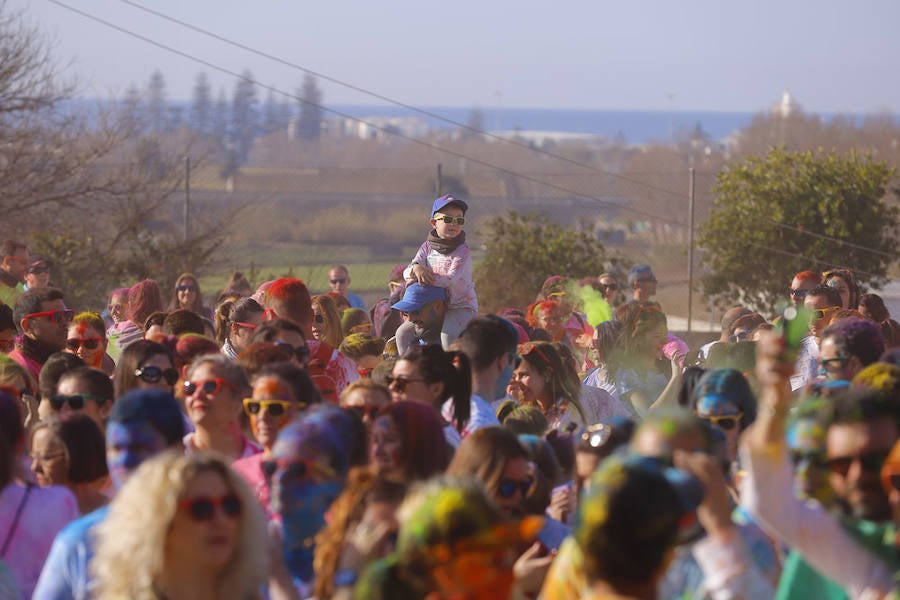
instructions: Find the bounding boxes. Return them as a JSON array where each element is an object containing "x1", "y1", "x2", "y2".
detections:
[
  {"x1": 742, "y1": 334, "x2": 898, "y2": 599},
  {"x1": 10, "y1": 288, "x2": 72, "y2": 382},
  {"x1": 390, "y1": 283, "x2": 448, "y2": 355}
]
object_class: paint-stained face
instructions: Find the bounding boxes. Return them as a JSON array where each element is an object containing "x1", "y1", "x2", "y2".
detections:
[
  {"x1": 66, "y1": 322, "x2": 107, "y2": 368},
  {"x1": 370, "y1": 415, "x2": 404, "y2": 481},
  {"x1": 695, "y1": 395, "x2": 743, "y2": 461},
  {"x1": 248, "y1": 375, "x2": 299, "y2": 449},
  {"x1": 787, "y1": 417, "x2": 832, "y2": 504},
  {"x1": 106, "y1": 421, "x2": 168, "y2": 490}
]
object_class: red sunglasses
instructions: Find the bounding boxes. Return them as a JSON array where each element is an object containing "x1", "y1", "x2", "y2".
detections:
[
  {"x1": 24, "y1": 309, "x2": 74, "y2": 323},
  {"x1": 178, "y1": 494, "x2": 242, "y2": 521},
  {"x1": 183, "y1": 378, "x2": 239, "y2": 397}
]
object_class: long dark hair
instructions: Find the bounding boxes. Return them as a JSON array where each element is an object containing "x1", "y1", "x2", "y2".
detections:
[
  {"x1": 401, "y1": 345, "x2": 471, "y2": 433},
  {"x1": 518, "y1": 341, "x2": 585, "y2": 423}
]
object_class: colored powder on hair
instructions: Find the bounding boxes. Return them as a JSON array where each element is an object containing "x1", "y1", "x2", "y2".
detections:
[{"x1": 572, "y1": 282, "x2": 611, "y2": 326}]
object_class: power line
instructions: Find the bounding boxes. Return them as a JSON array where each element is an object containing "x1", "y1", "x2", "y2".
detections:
[
  {"x1": 743, "y1": 241, "x2": 879, "y2": 278},
  {"x1": 46, "y1": 0, "x2": 691, "y2": 228},
  {"x1": 766, "y1": 217, "x2": 896, "y2": 260},
  {"x1": 115, "y1": 0, "x2": 694, "y2": 203}
]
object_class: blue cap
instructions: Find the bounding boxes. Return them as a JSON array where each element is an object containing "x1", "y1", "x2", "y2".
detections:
[
  {"x1": 628, "y1": 264, "x2": 656, "y2": 285},
  {"x1": 431, "y1": 194, "x2": 468, "y2": 218},
  {"x1": 391, "y1": 283, "x2": 448, "y2": 312},
  {"x1": 109, "y1": 389, "x2": 185, "y2": 446}
]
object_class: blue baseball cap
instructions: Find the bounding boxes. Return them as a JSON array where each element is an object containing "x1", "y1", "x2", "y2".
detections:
[
  {"x1": 391, "y1": 283, "x2": 448, "y2": 312},
  {"x1": 431, "y1": 194, "x2": 468, "y2": 218},
  {"x1": 628, "y1": 264, "x2": 657, "y2": 286}
]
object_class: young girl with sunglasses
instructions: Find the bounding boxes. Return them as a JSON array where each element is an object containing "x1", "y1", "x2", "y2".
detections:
[
  {"x1": 112, "y1": 340, "x2": 178, "y2": 399},
  {"x1": 66, "y1": 312, "x2": 115, "y2": 375},
  {"x1": 232, "y1": 362, "x2": 321, "y2": 516},
  {"x1": 398, "y1": 194, "x2": 477, "y2": 351},
  {"x1": 182, "y1": 354, "x2": 260, "y2": 463},
  {"x1": 91, "y1": 452, "x2": 267, "y2": 600}
]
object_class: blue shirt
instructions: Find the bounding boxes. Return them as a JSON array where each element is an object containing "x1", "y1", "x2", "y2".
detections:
[
  {"x1": 32, "y1": 506, "x2": 109, "y2": 600},
  {"x1": 347, "y1": 292, "x2": 366, "y2": 310}
]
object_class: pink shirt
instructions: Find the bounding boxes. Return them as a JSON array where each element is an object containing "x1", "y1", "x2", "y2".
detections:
[
  {"x1": 232, "y1": 453, "x2": 274, "y2": 518},
  {"x1": 0, "y1": 483, "x2": 80, "y2": 598},
  {"x1": 404, "y1": 241, "x2": 477, "y2": 311},
  {"x1": 182, "y1": 433, "x2": 262, "y2": 459}
]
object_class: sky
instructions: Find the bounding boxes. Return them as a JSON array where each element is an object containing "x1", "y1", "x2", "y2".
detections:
[{"x1": 15, "y1": 0, "x2": 900, "y2": 114}]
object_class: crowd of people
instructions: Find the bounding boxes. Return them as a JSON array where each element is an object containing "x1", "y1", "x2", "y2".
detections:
[{"x1": 2, "y1": 195, "x2": 900, "y2": 599}]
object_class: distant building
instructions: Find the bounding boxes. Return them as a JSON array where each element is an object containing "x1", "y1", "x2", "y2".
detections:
[
  {"x1": 336, "y1": 116, "x2": 429, "y2": 140},
  {"x1": 773, "y1": 91, "x2": 801, "y2": 118}
]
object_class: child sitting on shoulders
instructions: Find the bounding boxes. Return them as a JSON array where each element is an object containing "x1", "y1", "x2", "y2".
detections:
[{"x1": 397, "y1": 194, "x2": 477, "y2": 350}]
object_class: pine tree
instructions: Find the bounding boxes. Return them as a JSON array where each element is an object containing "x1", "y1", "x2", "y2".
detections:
[
  {"x1": 296, "y1": 74, "x2": 322, "y2": 141},
  {"x1": 190, "y1": 72, "x2": 212, "y2": 136},
  {"x1": 145, "y1": 70, "x2": 167, "y2": 134},
  {"x1": 231, "y1": 71, "x2": 258, "y2": 163}
]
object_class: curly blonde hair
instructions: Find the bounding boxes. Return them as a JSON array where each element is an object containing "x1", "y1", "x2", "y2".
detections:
[{"x1": 91, "y1": 451, "x2": 268, "y2": 600}]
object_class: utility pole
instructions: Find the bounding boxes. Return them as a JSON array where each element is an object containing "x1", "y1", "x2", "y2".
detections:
[
  {"x1": 184, "y1": 156, "x2": 191, "y2": 242},
  {"x1": 687, "y1": 167, "x2": 696, "y2": 333},
  {"x1": 435, "y1": 163, "x2": 443, "y2": 196}
]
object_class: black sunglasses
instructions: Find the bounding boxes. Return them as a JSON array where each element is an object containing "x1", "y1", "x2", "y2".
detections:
[
  {"x1": 790, "y1": 450, "x2": 827, "y2": 469},
  {"x1": 134, "y1": 366, "x2": 179, "y2": 386},
  {"x1": 261, "y1": 458, "x2": 325, "y2": 481},
  {"x1": 176, "y1": 284, "x2": 197, "y2": 292},
  {"x1": 788, "y1": 288, "x2": 809, "y2": 298},
  {"x1": 50, "y1": 394, "x2": 108, "y2": 411},
  {"x1": 66, "y1": 338, "x2": 102, "y2": 351},
  {"x1": 826, "y1": 451, "x2": 889, "y2": 476},
  {"x1": 28, "y1": 266, "x2": 49, "y2": 275},
  {"x1": 347, "y1": 404, "x2": 381, "y2": 420},
  {"x1": 385, "y1": 375, "x2": 426, "y2": 393},
  {"x1": 179, "y1": 494, "x2": 242, "y2": 521},
  {"x1": 313, "y1": 313, "x2": 325, "y2": 324},
  {"x1": 274, "y1": 341, "x2": 310, "y2": 365},
  {"x1": 497, "y1": 477, "x2": 533, "y2": 499},
  {"x1": 329, "y1": 278, "x2": 347, "y2": 285}
]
